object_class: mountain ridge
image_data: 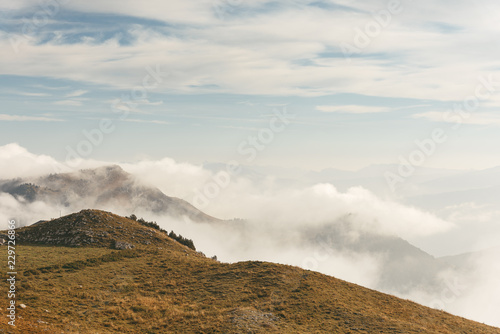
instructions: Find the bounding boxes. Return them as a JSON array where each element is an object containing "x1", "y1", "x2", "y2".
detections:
[
  {"x1": 0, "y1": 165, "x2": 220, "y2": 224},
  {"x1": 14, "y1": 209, "x2": 189, "y2": 250},
  {"x1": 2, "y1": 209, "x2": 500, "y2": 333}
]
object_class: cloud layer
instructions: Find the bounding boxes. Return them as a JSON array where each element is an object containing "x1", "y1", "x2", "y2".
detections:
[
  {"x1": 1, "y1": 143, "x2": 499, "y2": 327},
  {"x1": 2, "y1": 0, "x2": 500, "y2": 104}
]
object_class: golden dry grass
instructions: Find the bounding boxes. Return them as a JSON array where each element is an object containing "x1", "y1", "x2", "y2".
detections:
[
  {"x1": 1, "y1": 210, "x2": 499, "y2": 333},
  {"x1": 0, "y1": 244, "x2": 498, "y2": 333}
]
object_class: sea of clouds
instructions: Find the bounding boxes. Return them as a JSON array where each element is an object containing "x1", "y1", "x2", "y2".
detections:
[{"x1": 1, "y1": 142, "x2": 499, "y2": 327}]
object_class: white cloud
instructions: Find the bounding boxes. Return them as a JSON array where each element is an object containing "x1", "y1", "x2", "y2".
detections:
[
  {"x1": 442, "y1": 202, "x2": 500, "y2": 223},
  {"x1": 0, "y1": 143, "x2": 454, "y2": 240},
  {"x1": 452, "y1": 247, "x2": 500, "y2": 327},
  {"x1": 0, "y1": 143, "x2": 67, "y2": 178},
  {"x1": 134, "y1": 99, "x2": 164, "y2": 106},
  {"x1": 316, "y1": 105, "x2": 390, "y2": 113},
  {"x1": 124, "y1": 118, "x2": 169, "y2": 125},
  {"x1": 119, "y1": 158, "x2": 211, "y2": 200},
  {"x1": 2, "y1": 1, "x2": 500, "y2": 101},
  {"x1": 16, "y1": 92, "x2": 51, "y2": 97},
  {"x1": 31, "y1": 84, "x2": 70, "y2": 90},
  {"x1": 201, "y1": 181, "x2": 454, "y2": 239},
  {"x1": 53, "y1": 100, "x2": 83, "y2": 106},
  {"x1": 118, "y1": 156, "x2": 456, "y2": 241},
  {"x1": 0, "y1": 193, "x2": 63, "y2": 228},
  {"x1": 413, "y1": 111, "x2": 500, "y2": 126},
  {"x1": 65, "y1": 89, "x2": 88, "y2": 97},
  {"x1": 0, "y1": 114, "x2": 64, "y2": 122}
]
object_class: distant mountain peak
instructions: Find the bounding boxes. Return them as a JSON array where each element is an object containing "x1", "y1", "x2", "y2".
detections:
[{"x1": 0, "y1": 165, "x2": 221, "y2": 224}]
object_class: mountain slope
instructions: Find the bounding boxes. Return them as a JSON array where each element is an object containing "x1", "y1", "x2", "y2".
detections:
[
  {"x1": 15, "y1": 209, "x2": 177, "y2": 249},
  {"x1": 0, "y1": 165, "x2": 220, "y2": 223},
  {"x1": 1, "y1": 210, "x2": 499, "y2": 333},
  {"x1": 305, "y1": 221, "x2": 444, "y2": 294}
]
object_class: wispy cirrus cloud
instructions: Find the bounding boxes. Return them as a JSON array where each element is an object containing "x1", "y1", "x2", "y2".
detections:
[
  {"x1": 65, "y1": 89, "x2": 88, "y2": 98},
  {"x1": 413, "y1": 111, "x2": 500, "y2": 126},
  {"x1": 15, "y1": 92, "x2": 51, "y2": 97},
  {"x1": 0, "y1": 114, "x2": 64, "y2": 122},
  {"x1": 2, "y1": 0, "x2": 500, "y2": 102},
  {"x1": 124, "y1": 118, "x2": 169, "y2": 125},
  {"x1": 134, "y1": 99, "x2": 164, "y2": 106},
  {"x1": 52, "y1": 100, "x2": 83, "y2": 106},
  {"x1": 316, "y1": 105, "x2": 390, "y2": 114}
]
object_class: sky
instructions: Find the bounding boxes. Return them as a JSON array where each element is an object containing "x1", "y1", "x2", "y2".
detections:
[{"x1": 1, "y1": 0, "x2": 500, "y2": 171}]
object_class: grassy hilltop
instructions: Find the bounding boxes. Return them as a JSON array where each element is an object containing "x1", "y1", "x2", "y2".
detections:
[{"x1": 1, "y1": 210, "x2": 499, "y2": 333}]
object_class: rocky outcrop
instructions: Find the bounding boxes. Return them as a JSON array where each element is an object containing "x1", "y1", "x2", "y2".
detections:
[
  {"x1": 114, "y1": 241, "x2": 134, "y2": 250},
  {"x1": 14, "y1": 209, "x2": 172, "y2": 249}
]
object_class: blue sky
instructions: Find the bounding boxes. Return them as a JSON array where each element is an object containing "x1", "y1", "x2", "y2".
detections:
[{"x1": 1, "y1": 0, "x2": 500, "y2": 170}]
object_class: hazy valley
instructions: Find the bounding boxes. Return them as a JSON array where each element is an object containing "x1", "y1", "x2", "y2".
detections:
[{"x1": 2, "y1": 160, "x2": 500, "y2": 331}]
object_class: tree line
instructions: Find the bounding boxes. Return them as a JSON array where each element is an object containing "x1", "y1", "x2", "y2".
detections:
[{"x1": 126, "y1": 214, "x2": 196, "y2": 251}]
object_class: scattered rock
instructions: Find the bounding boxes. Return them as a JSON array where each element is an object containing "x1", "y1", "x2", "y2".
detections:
[
  {"x1": 12, "y1": 209, "x2": 181, "y2": 250},
  {"x1": 114, "y1": 241, "x2": 134, "y2": 250},
  {"x1": 19, "y1": 304, "x2": 27, "y2": 309},
  {"x1": 230, "y1": 308, "x2": 278, "y2": 331}
]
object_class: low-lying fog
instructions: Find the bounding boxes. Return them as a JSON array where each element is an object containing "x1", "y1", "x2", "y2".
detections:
[{"x1": 1, "y1": 143, "x2": 500, "y2": 327}]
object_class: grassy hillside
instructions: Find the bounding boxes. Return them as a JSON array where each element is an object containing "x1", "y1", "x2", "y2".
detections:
[
  {"x1": 1, "y1": 210, "x2": 500, "y2": 333},
  {"x1": 13, "y1": 209, "x2": 179, "y2": 249}
]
